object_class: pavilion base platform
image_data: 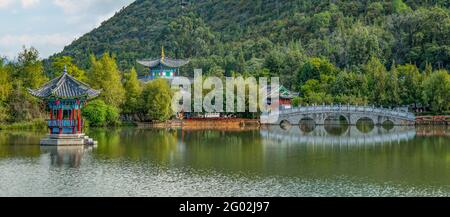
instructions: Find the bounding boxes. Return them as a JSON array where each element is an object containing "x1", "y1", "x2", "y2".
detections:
[{"x1": 40, "y1": 134, "x2": 97, "y2": 146}]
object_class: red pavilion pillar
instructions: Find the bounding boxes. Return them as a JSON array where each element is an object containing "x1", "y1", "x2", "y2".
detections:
[{"x1": 58, "y1": 108, "x2": 63, "y2": 134}]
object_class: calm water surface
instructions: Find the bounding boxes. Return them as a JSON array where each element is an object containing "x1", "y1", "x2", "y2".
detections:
[{"x1": 0, "y1": 124, "x2": 449, "y2": 197}]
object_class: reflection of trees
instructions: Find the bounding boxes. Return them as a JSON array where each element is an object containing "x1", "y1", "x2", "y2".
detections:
[
  {"x1": 324, "y1": 124, "x2": 349, "y2": 135},
  {"x1": 0, "y1": 131, "x2": 43, "y2": 158},
  {"x1": 356, "y1": 118, "x2": 375, "y2": 133},
  {"x1": 180, "y1": 130, "x2": 264, "y2": 172},
  {"x1": 90, "y1": 128, "x2": 178, "y2": 163}
]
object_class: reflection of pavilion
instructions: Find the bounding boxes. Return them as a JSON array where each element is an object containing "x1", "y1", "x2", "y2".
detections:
[
  {"x1": 260, "y1": 125, "x2": 416, "y2": 146},
  {"x1": 40, "y1": 146, "x2": 92, "y2": 168}
]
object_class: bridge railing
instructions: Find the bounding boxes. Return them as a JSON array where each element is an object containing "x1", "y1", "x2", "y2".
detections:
[{"x1": 279, "y1": 105, "x2": 415, "y2": 120}]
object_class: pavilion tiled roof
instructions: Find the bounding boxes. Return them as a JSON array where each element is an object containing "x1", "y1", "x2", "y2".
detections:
[
  {"x1": 28, "y1": 67, "x2": 101, "y2": 99},
  {"x1": 137, "y1": 47, "x2": 189, "y2": 68},
  {"x1": 137, "y1": 57, "x2": 190, "y2": 68}
]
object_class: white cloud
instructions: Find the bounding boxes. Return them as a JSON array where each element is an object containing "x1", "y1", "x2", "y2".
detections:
[
  {"x1": 0, "y1": 33, "x2": 78, "y2": 58},
  {"x1": 0, "y1": 0, "x2": 14, "y2": 9},
  {"x1": 0, "y1": 0, "x2": 134, "y2": 58},
  {"x1": 21, "y1": 0, "x2": 40, "y2": 8},
  {"x1": 53, "y1": 0, "x2": 133, "y2": 31},
  {"x1": 0, "y1": 34, "x2": 74, "y2": 46},
  {"x1": 53, "y1": 0, "x2": 130, "y2": 15},
  {"x1": 0, "y1": 0, "x2": 40, "y2": 9}
]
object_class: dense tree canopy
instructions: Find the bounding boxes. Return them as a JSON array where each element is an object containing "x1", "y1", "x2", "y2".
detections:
[
  {"x1": 1, "y1": 0, "x2": 450, "y2": 127},
  {"x1": 46, "y1": 0, "x2": 449, "y2": 75}
]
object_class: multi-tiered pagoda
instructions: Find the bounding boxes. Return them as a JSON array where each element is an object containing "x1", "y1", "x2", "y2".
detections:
[
  {"x1": 137, "y1": 47, "x2": 190, "y2": 82},
  {"x1": 28, "y1": 66, "x2": 100, "y2": 146}
]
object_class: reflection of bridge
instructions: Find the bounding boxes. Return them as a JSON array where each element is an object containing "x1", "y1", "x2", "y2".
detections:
[
  {"x1": 272, "y1": 105, "x2": 416, "y2": 126},
  {"x1": 260, "y1": 125, "x2": 416, "y2": 146}
]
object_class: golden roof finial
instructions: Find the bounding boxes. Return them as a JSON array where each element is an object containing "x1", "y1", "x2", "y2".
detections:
[{"x1": 161, "y1": 46, "x2": 165, "y2": 63}]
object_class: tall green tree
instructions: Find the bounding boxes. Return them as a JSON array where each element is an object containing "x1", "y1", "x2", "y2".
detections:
[
  {"x1": 0, "y1": 59, "x2": 12, "y2": 103},
  {"x1": 331, "y1": 71, "x2": 369, "y2": 105},
  {"x1": 51, "y1": 56, "x2": 87, "y2": 82},
  {"x1": 300, "y1": 79, "x2": 333, "y2": 105},
  {"x1": 386, "y1": 64, "x2": 401, "y2": 106},
  {"x1": 123, "y1": 67, "x2": 142, "y2": 114},
  {"x1": 16, "y1": 46, "x2": 47, "y2": 89},
  {"x1": 397, "y1": 64, "x2": 422, "y2": 106},
  {"x1": 365, "y1": 56, "x2": 388, "y2": 106},
  {"x1": 142, "y1": 79, "x2": 173, "y2": 121},
  {"x1": 297, "y1": 57, "x2": 336, "y2": 89},
  {"x1": 422, "y1": 70, "x2": 450, "y2": 113},
  {"x1": 0, "y1": 60, "x2": 12, "y2": 122},
  {"x1": 88, "y1": 53, "x2": 126, "y2": 108}
]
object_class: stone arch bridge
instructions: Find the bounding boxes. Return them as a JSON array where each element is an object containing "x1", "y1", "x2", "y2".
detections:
[{"x1": 273, "y1": 105, "x2": 416, "y2": 126}]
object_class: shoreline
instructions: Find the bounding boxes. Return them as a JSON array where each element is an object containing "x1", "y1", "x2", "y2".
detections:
[{"x1": 0, "y1": 116, "x2": 448, "y2": 131}]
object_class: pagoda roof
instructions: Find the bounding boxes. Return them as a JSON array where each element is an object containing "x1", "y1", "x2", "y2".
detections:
[
  {"x1": 137, "y1": 47, "x2": 189, "y2": 68},
  {"x1": 137, "y1": 57, "x2": 190, "y2": 68},
  {"x1": 28, "y1": 67, "x2": 101, "y2": 99}
]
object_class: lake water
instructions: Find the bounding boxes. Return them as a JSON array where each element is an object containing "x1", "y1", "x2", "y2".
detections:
[{"x1": 0, "y1": 124, "x2": 449, "y2": 197}]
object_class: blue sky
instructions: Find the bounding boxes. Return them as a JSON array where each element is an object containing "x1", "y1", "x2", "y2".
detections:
[{"x1": 0, "y1": 0, "x2": 134, "y2": 59}]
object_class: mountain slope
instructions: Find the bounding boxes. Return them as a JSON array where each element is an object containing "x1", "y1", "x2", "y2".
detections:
[{"x1": 48, "y1": 0, "x2": 450, "y2": 76}]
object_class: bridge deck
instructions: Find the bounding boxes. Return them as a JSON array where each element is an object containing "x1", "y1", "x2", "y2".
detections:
[{"x1": 277, "y1": 105, "x2": 416, "y2": 121}]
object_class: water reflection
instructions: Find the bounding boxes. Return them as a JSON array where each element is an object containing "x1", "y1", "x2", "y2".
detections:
[
  {"x1": 262, "y1": 125, "x2": 416, "y2": 146},
  {"x1": 356, "y1": 119, "x2": 375, "y2": 133},
  {"x1": 0, "y1": 126, "x2": 450, "y2": 190},
  {"x1": 40, "y1": 146, "x2": 93, "y2": 168}
]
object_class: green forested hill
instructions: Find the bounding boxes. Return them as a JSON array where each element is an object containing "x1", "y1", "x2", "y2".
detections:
[
  {"x1": 48, "y1": 0, "x2": 449, "y2": 85},
  {"x1": 2, "y1": 0, "x2": 449, "y2": 126}
]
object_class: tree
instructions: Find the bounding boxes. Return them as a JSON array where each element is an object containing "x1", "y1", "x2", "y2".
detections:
[
  {"x1": 386, "y1": 64, "x2": 401, "y2": 106},
  {"x1": 300, "y1": 79, "x2": 333, "y2": 105},
  {"x1": 0, "y1": 59, "x2": 12, "y2": 103},
  {"x1": 51, "y1": 56, "x2": 87, "y2": 82},
  {"x1": 397, "y1": 64, "x2": 422, "y2": 106},
  {"x1": 297, "y1": 57, "x2": 336, "y2": 89},
  {"x1": 82, "y1": 100, "x2": 120, "y2": 126},
  {"x1": 422, "y1": 70, "x2": 450, "y2": 113},
  {"x1": 142, "y1": 79, "x2": 173, "y2": 121},
  {"x1": 123, "y1": 67, "x2": 142, "y2": 114},
  {"x1": 365, "y1": 56, "x2": 388, "y2": 106},
  {"x1": 7, "y1": 81, "x2": 42, "y2": 122},
  {"x1": 0, "y1": 60, "x2": 12, "y2": 122},
  {"x1": 88, "y1": 53, "x2": 126, "y2": 108},
  {"x1": 331, "y1": 70, "x2": 369, "y2": 104},
  {"x1": 392, "y1": 0, "x2": 412, "y2": 14},
  {"x1": 16, "y1": 46, "x2": 47, "y2": 89}
]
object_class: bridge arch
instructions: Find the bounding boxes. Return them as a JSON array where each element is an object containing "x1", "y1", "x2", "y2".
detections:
[
  {"x1": 299, "y1": 117, "x2": 316, "y2": 133},
  {"x1": 381, "y1": 120, "x2": 395, "y2": 130},
  {"x1": 356, "y1": 117, "x2": 375, "y2": 133},
  {"x1": 324, "y1": 114, "x2": 350, "y2": 125},
  {"x1": 280, "y1": 120, "x2": 292, "y2": 130}
]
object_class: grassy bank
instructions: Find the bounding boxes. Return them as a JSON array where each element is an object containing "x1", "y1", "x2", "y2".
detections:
[{"x1": 0, "y1": 119, "x2": 47, "y2": 130}]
